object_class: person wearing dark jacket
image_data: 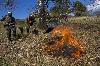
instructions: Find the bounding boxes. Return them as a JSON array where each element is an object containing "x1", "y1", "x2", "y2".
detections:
[
  {"x1": 1, "y1": 12, "x2": 16, "y2": 41},
  {"x1": 26, "y1": 14, "x2": 35, "y2": 33}
]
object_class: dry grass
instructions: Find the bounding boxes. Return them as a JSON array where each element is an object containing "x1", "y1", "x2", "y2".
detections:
[{"x1": 0, "y1": 16, "x2": 100, "y2": 66}]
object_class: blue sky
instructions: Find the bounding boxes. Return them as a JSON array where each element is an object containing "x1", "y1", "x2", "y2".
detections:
[
  {"x1": 0, "y1": 0, "x2": 37, "y2": 19},
  {"x1": 0, "y1": 0, "x2": 97, "y2": 19}
]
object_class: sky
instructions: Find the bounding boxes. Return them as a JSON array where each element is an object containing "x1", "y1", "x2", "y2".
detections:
[
  {"x1": 87, "y1": 0, "x2": 100, "y2": 15},
  {"x1": 0, "y1": 0, "x2": 99, "y2": 19},
  {"x1": 0, "y1": 0, "x2": 37, "y2": 19}
]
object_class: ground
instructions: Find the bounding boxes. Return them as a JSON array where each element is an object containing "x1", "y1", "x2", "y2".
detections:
[{"x1": 0, "y1": 16, "x2": 100, "y2": 66}]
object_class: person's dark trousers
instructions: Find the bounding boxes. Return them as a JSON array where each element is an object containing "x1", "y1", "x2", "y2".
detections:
[
  {"x1": 12, "y1": 26, "x2": 16, "y2": 40},
  {"x1": 26, "y1": 26, "x2": 29, "y2": 34},
  {"x1": 4, "y1": 24, "x2": 16, "y2": 41},
  {"x1": 27, "y1": 28, "x2": 29, "y2": 33},
  {"x1": 6, "y1": 29, "x2": 11, "y2": 41},
  {"x1": 19, "y1": 27, "x2": 23, "y2": 35},
  {"x1": 4, "y1": 24, "x2": 11, "y2": 41}
]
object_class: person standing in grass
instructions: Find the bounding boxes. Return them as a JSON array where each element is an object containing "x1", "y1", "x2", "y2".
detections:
[
  {"x1": 26, "y1": 14, "x2": 36, "y2": 34},
  {"x1": 0, "y1": 12, "x2": 16, "y2": 41}
]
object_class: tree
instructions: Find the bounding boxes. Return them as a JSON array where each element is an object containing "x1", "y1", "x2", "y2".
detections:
[
  {"x1": 37, "y1": 0, "x2": 59, "y2": 29},
  {"x1": 37, "y1": 0, "x2": 48, "y2": 29},
  {"x1": 73, "y1": 1, "x2": 86, "y2": 12},
  {"x1": 0, "y1": 0, "x2": 16, "y2": 10},
  {"x1": 50, "y1": 0, "x2": 70, "y2": 16},
  {"x1": 73, "y1": 1, "x2": 86, "y2": 16}
]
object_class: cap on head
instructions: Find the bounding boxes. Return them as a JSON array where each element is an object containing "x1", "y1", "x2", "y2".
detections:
[
  {"x1": 29, "y1": 14, "x2": 33, "y2": 17},
  {"x1": 8, "y1": 11, "x2": 12, "y2": 14},
  {"x1": 30, "y1": 15, "x2": 33, "y2": 16},
  {"x1": 7, "y1": 11, "x2": 12, "y2": 16}
]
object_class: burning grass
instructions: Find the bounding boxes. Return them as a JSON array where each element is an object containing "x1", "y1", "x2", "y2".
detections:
[{"x1": 44, "y1": 25, "x2": 85, "y2": 58}]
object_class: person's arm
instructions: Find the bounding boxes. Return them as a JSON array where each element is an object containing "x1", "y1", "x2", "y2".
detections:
[{"x1": 12, "y1": 17, "x2": 16, "y2": 25}]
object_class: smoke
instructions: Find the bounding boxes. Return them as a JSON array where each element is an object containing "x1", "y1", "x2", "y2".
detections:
[{"x1": 87, "y1": 0, "x2": 100, "y2": 15}]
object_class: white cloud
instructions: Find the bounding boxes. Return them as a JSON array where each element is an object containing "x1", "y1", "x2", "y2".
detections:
[{"x1": 87, "y1": 0, "x2": 100, "y2": 15}]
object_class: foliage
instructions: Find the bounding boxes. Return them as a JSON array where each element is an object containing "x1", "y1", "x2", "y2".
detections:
[
  {"x1": 73, "y1": 1, "x2": 86, "y2": 16},
  {"x1": 50, "y1": 0, "x2": 70, "y2": 16},
  {"x1": 0, "y1": 0, "x2": 15, "y2": 10},
  {"x1": 73, "y1": 1, "x2": 86, "y2": 12}
]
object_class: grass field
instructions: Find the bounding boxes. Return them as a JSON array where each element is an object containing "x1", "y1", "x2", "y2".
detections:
[{"x1": 0, "y1": 16, "x2": 100, "y2": 66}]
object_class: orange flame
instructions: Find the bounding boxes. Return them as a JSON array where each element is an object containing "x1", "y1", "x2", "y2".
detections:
[{"x1": 44, "y1": 25, "x2": 85, "y2": 58}]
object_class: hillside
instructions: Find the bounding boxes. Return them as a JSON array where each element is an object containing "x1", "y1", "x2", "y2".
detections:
[{"x1": 0, "y1": 16, "x2": 100, "y2": 66}]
